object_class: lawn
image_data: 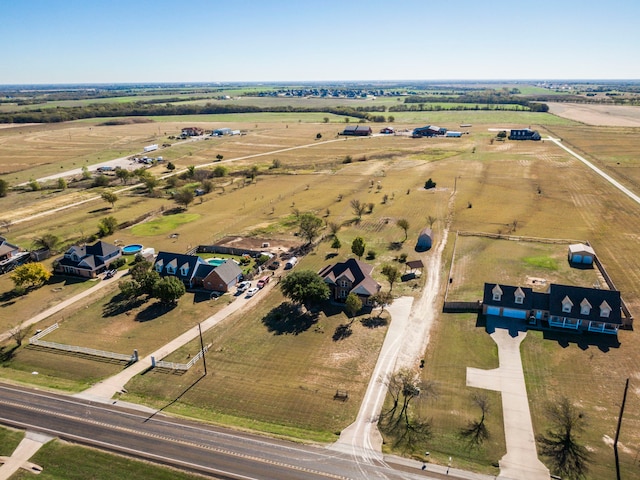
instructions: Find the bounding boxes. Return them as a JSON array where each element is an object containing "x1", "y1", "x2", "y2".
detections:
[
  {"x1": 12, "y1": 440, "x2": 205, "y2": 480},
  {"x1": 130, "y1": 212, "x2": 200, "y2": 236},
  {"x1": 0, "y1": 426, "x2": 24, "y2": 456}
]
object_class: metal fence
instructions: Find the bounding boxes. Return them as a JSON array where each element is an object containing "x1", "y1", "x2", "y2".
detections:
[{"x1": 29, "y1": 323, "x2": 137, "y2": 363}]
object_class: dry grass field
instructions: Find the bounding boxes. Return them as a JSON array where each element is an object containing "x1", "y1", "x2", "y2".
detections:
[{"x1": 1, "y1": 109, "x2": 640, "y2": 477}]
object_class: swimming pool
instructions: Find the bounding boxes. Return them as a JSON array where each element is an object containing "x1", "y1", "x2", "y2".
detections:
[
  {"x1": 207, "y1": 258, "x2": 225, "y2": 267},
  {"x1": 122, "y1": 244, "x2": 143, "y2": 255}
]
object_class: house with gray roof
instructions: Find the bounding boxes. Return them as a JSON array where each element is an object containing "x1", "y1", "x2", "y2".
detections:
[
  {"x1": 55, "y1": 240, "x2": 121, "y2": 278},
  {"x1": 483, "y1": 282, "x2": 623, "y2": 335},
  {"x1": 319, "y1": 258, "x2": 381, "y2": 307},
  {"x1": 154, "y1": 252, "x2": 242, "y2": 292}
]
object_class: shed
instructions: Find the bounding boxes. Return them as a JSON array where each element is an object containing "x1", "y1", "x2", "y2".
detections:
[
  {"x1": 341, "y1": 125, "x2": 372, "y2": 136},
  {"x1": 415, "y1": 228, "x2": 433, "y2": 251},
  {"x1": 568, "y1": 243, "x2": 595, "y2": 266},
  {"x1": 285, "y1": 256, "x2": 298, "y2": 269}
]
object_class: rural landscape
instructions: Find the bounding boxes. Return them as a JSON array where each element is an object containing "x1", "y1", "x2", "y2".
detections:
[{"x1": 0, "y1": 79, "x2": 639, "y2": 480}]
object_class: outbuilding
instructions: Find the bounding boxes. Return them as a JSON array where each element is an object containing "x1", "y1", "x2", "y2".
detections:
[
  {"x1": 285, "y1": 256, "x2": 298, "y2": 269},
  {"x1": 212, "y1": 128, "x2": 233, "y2": 136},
  {"x1": 341, "y1": 125, "x2": 372, "y2": 136},
  {"x1": 508, "y1": 129, "x2": 541, "y2": 141},
  {"x1": 415, "y1": 228, "x2": 433, "y2": 251},
  {"x1": 568, "y1": 243, "x2": 595, "y2": 266}
]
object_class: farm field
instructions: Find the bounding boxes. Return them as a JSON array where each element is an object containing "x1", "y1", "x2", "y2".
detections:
[{"x1": 1, "y1": 108, "x2": 640, "y2": 478}]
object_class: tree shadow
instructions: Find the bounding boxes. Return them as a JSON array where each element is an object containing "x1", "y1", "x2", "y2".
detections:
[
  {"x1": 103, "y1": 293, "x2": 146, "y2": 317},
  {"x1": 163, "y1": 207, "x2": 184, "y2": 216},
  {"x1": 324, "y1": 252, "x2": 338, "y2": 260},
  {"x1": 0, "y1": 345, "x2": 19, "y2": 362},
  {"x1": 333, "y1": 322, "x2": 353, "y2": 341},
  {"x1": 361, "y1": 316, "x2": 388, "y2": 328},
  {"x1": 262, "y1": 303, "x2": 317, "y2": 335},
  {"x1": 88, "y1": 207, "x2": 111, "y2": 214},
  {"x1": 135, "y1": 301, "x2": 177, "y2": 322}
]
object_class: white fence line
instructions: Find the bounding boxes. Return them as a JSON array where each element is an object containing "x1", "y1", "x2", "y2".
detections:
[
  {"x1": 29, "y1": 322, "x2": 136, "y2": 363},
  {"x1": 155, "y1": 346, "x2": 208, "y2": 371}
]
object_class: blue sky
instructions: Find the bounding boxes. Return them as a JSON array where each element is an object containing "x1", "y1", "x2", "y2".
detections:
[{"x1": 3, "y1": 0, "x2": 639, "y2": 84}]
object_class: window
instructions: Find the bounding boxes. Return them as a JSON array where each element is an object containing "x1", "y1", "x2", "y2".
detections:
[
  {"x1": 166, "y1": 265, "x2": 176, "y2": 274},
  {"x1": 339, "y1": 280, "x2": 349, "y2": 288},
  {"x1": 514, "y1": 288, "x2": 525, "y2": 304},
  {"x1": 561, "y1": 295, "x2": 573, "y2": 314},
  {"x1": 180, "y1": 264, "x2": 189, "y2": 276},
  {"x1": 492, "y1": 284, "x2": 503, "y2": 302},
  {"x1": 155, "y1": 262, "x2": 163, "y2": 273},
  {"x1": 580, "y1": 299, "x2": 592, "y2": 316}
]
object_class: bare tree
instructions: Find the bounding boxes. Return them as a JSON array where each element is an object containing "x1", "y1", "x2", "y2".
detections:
[
  {"x1": 397, "y1": 218, "x2": 410, "y2": 241},
  {"x1": 460, "y1": 392, "x2": 490, "y2": 447},
  {"x1": 328, "y1": 221, "x2": 341, "y2": 237},
  {"x1": 9, "y1": 324, "x2": 30, "y2": 347},
  {"x1": 427, "y1": 215, "x2": 436, "y2": 228},
  {"x1": 350, "y1": 199, "x2": 366, "y2": 219},
  {"x1": 536, "y1": 397, "x2": 591, "y2": 480}
]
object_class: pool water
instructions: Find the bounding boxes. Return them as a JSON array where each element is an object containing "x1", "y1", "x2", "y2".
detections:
[
  {"x1": 122, "y1": 244, "x2": 143, "y2": 255},
  {"x1": 207, "y1": 258, "x2": 225, "y2": 267}
]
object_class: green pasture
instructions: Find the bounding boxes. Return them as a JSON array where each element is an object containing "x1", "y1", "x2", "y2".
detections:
[
  {"x1": 13, "y1": 440, "x2": 205, "y2": 480},
  {"x1": 130, "y1": 212, "x2": 200, "y2": 236},
  {"x1": 0, "y1": 426, "x2": 24, "y2": 456}
]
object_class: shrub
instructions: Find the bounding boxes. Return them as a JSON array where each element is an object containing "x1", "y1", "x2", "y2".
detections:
[
  {"x1": 366, "y1": 250, "x2": 376, "y2": 260},
  {"x1": 110, "y1": 257, "x2": 127, "y2": 269}
]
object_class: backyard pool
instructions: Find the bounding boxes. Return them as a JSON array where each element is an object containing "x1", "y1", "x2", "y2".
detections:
[
  {"x1": 122, "y1": 244, "x2": 143, "y2": 255},
  {"x1": 207, "y1": 258, "x2": 225, "y2": 267}
]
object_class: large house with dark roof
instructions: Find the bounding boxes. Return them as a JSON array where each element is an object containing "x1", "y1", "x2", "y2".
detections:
[
  {"x1": 55, "y1": 241, "x2": 122, "y2": 278},
  {"x1": 153, "y1": 252, "x2": 242, "y2": 292},
  {"x1": 318, "y1": 258, "x2": 381, "y2": 307},
  {"x1": 482, "y1": 282, "x2": 623, "y2": 335}
]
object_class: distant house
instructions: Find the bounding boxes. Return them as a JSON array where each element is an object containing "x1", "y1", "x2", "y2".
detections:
[
  {"x1": 211, "y1": 128, "x2": 233, "y2": 136},
  {"x1": 55, "y1": 241, "x2": 122, "y2": 278},
  {"x1": 0, "y1": 236, "x2": 21, "y2": 263},
  {"x1": 341, "y1": 125, "x2": 372, "y2": 136},
  {"x1": 154, "y1": 252, "x2": 242, "y2": 291},
  {"x1": 508, "y1": 129, "x2": 541, "y2": 141},
  {"x1": 318, "y1": 258, "x2": 381, "y2": 306},
  {"x1": 415, "y1": 228, "x2": 433, "y2": 251},
  {"x1": 445, "y1": 131, "x2": 462, "y2": 138},
  {"x1": 412, "y1": 125, "x2": 447, "y2": 138},
  {"x1": 568, "y1": 243, "x2": 595, "y2": 266},
  {"x1": 380, "y1": 127, "x2": 394, "y2": 134},
  {"x1": 482, "y1": 282, "x2": 623, "y2": 335},
  {"x1": 181, "y1": 127, "x2": 204, "y2": 137}
]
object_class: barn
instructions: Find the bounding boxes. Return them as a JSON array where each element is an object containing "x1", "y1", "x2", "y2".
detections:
[
  {"x1": 568, "y1": 243, "x2": 595, "y2": 266},
  {"x1": 508, "y1": 129, "x2": 541, "y2": 140},
  {"x1": 341, "y1": 125, "x2": 372, "y2": 136},
  {"x1": 415, "y1": 228, "x2": 433, "y2": 251}
]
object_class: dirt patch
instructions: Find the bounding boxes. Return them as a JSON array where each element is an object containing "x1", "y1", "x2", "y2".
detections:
[{"x1": 215, "y1": 235, "x2": 302, "y2": 254}]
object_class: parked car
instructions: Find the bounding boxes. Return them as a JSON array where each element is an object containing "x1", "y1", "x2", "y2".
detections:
[
  {"x1": 246, "y1": 287, "x2": 259, "y2": 297},
  {"x1": 267, "y1": 261, "x2": 280, "y2": 270},
  {"x1": 257, "y1": 275, "x2": 270, "y2": 289},
  {"x1": 104, "y1": 269, "x2": 117, "y2": 279},
  {"x1": 236, "y1": 281, "x2": 251, "y2": 293}
]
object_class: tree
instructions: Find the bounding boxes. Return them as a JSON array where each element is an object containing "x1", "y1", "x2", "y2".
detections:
[
  {"x1": 57, "y1": 177, "x2": 67, "y2": 190},
  {"x1": 323, "y1": 117, "x2": 329, "y2": 123},
  {"x1": 388, "y1": 115, "x2": 395, "y2": 123},
  {"x1": 98, "y1": 216, "x2": 118, "y2": 237},
  {"x1": 29, "y1": 179, "x2": 41, "y2": 191},
  {"x1": 215, "y1": 154, "x2": 224, "y2": 162},
  {"x1": 213, "y1": 165, "x2": 228, "y2": 177},
  {"x1": 0, "y1": 178, "x2": 8, "y2": 197},
  {"x1": 381, "y1": 264, "x2": 401, "y2": 292},
  {"x1": 249, "y1": 165, "x2": 259, "y2": 181},
  {"x1": 424, "y1": 178, "x2": 436, "y2": 189},
  {"x1": 298, "y1": 213, "x2": 323, "y2": 245},
  {"x1": 173, "y1": 187, "x2": 194, "y2": 209},
  {"x1": 536, "y1": 397, "x2": 591, "y2": 480},
  {"x1": 9, "y1": 324, "x2": 30, "y2": 347},
  {"x1": 130, "y1": 261, "x2": 159, "y2": 296},
  {"x1": 144, "y1": 176, "x2": 159, "y2": 193},
  {"x1": 316, "y1": 133, "x2": 322, "y2": 139},
  {"x1": 166, "y1": 162, "x2": 176, "y2": 171},
  {"x1": 10, "y1": 263, "x2": 51, "y2": 289},
  {"x1": 460, "y1": 393, "x2": 490, "y2": 447},
  {"x1": 186, "y1": 165, "x2": 196, "y2": 178},
  {"x1": 497, "y1": 130, "x2": 507, "y2": 138},
  {"x1": 81, "y1": 165, "x2": 91, "y2": 179},
  {"x1": 427, "y1": 215, "x2": 436, "y2": 228},
  {"x1": 328, "y1": 221, "x2": 340, "y2": 237},
  {"x1": 344, "y1": 293, "x2": 362, "y2": 318},
  {"x1": 32, "y1": 234, "x2": 59, "y2": 253},
  {"x1": 280, "y1": 270, "x2": 330, "y2": 312},
  {"x1": 116, "y1": 168, "x2": 132, "y2": 184},
  {"x1": 101, "y1": 191, "x2": 118, "y2": 209},
  {"x1": 371, "y1": 291, "x2": 393, "y2": 316},
  {"x1": 92, "y1": 174, "x2": 110, "y2": 187},
  {"x1": 350, "y1": 199, "x2": 366, "y2": 219},
  {"x1": 397, "y1": 218, "x2": 410, "y2": 241},
  {"x1": 331, "y1": 236, "x2": 341, "y2": 254},
  {"x1": 351, "y1": 237, "x2": 365, "y2": 260},
  {"x1": 153, "y1": 276, "x2": 186, "y2": 306}
]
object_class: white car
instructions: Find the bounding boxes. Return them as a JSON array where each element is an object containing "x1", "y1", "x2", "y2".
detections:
[
  {"x1": 236, "y1": 281, "x2": 251, "y2": 293},
  {"x1": 246, "y1": 287, "x2": 259, "y2": 297}
]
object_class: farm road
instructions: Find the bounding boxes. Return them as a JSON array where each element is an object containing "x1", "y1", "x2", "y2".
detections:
[{"x1": 548, "y1": 137, "x2": 640, "y2": 206}]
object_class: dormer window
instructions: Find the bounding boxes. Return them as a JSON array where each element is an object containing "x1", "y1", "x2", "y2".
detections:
[
  {"x1": 166, "y1": 264, "x2": 176, "y2": 274},
  {"x1": 492, "y1": 284, "x2": 503, "y2": 302},
  {"x1": 561, "y1": 295, "x2": 573, "y2": 313},
  {"x1": 155, "y1": 261, "x2": 163, "y2": 273},
  {"x1": 600, "y1": 301, "x2": 611, "y2": 318},
  {"x1": 180, "y1": 262, "x2": 190, "y2": 277},
  {"x1": 580, "y1": 298, "x2": 592, "y2": 316},
  {"x1": 514, "y1": 287, "x2": 525, "y2": 305}
]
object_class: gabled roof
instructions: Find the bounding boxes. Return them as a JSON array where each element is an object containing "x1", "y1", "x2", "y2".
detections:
[
  {"x1": 154, "y1": 251, "x2": 205, "y2": 281},
  {"x1": 483, "y1": 283, "x2": 535, "y2": 310},
  {"x1": 57, "y1": 240, "x2": 120, "y2": 271},
  {"x1": 86, "y1": 240, "x2": 120, "y2": 259},
  {"x1": 209, "y1": 260, "x2": 243, "y2": 284},
  {"x1": 548, "y1": 284, "x2": 621, "y2": 324},
  {"x1": 319, "y1": 258, "x2": 380, "y2": 296},
  {"x1": 568, "y1": 243, "x2": 595, "y2": 255}
]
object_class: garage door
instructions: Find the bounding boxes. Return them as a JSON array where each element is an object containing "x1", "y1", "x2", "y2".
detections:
[
  {"x1": 572, "y1": 254, "x2": 582, "y2": 263},
  {"x1": 502, "y1": 308, "x2": 528, "y2": 319},
  {"x1": 486, "y1": 306, "x2": 501, "y2": 316},
  {"x1": 582, "y1": 256, "x2": 593, "y2": 264}
]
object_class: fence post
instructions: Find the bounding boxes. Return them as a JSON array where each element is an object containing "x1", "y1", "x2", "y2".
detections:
[
  {"x1": 133, "y1": 349, "x2": 138, "y2": 362},
  {"x1": 151, "y1": 356, "x2": 156, "y2": 367}
]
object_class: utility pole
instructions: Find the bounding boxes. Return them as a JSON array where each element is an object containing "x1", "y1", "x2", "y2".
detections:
[
  {"x1": 614, "y1": 378, "x2": 629, "y2": 480},
  {"x1": 198, "y1": 323, "x2": 207, "y2": 376}
]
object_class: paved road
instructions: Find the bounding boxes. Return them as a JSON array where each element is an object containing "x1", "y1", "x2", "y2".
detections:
[{"x1": 0, "y1": 383, "x2": 474, "y2": 480}]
